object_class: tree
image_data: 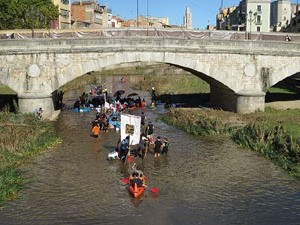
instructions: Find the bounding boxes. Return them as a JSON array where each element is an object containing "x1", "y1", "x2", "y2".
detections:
[{"x1": 0, "y1": 0, "x2": 59, "y2": 34}]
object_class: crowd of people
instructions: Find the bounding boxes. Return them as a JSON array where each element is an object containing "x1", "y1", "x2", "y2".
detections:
[{"x1": 83, "y1": 84, "x2": 170, "y2": 192}]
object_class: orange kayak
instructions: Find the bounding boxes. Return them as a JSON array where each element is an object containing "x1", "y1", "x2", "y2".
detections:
[{"x1": 128, "y1": 183, "x2": 145, "y2": 198}]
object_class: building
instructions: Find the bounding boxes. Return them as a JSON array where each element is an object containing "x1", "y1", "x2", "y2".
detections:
[
  {"x1": 121, "y1": 16, "x2": 169, "y2": 29},
  {"x1": 216, "y1": 6, "x2": 238, "y2": 30},
  {"x1": 111, "y1": 16, "x2": 124, "y2": 28},
  {"x1": 244, "y1": 0, "x2": 271, "y2": 32},
  {"x1": 51, "y1": 0, "x2": 71, "y2": 29},
  {"x1": 183, "y1": 7, "x2": 192, "y2": 29},
  {"x1": 284, "y1": 3, "x2": 300, "y2": 32},
  {"x1": 217, "y1": 0, "x2": 271, "y2": 33},
  {"x1": 71, "y1": 0, "x2": 112, "y2": 29},
  {"x1": 271, "y1": 0, "x2": 292, "y2": 31}
]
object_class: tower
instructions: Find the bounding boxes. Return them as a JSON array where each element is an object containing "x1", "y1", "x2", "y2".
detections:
[{"x1": 184, "y1": 7, "x2": 192, "y2": 29}]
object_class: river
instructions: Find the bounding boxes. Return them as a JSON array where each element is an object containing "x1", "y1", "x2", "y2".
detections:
[{"x1": 0, "y1": 80, "x2": 300, "y2": 225}]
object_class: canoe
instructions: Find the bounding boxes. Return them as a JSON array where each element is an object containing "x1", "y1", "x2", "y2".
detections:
[{"x1": 128, "y1": 183, "x2": 145, "y2": 198}]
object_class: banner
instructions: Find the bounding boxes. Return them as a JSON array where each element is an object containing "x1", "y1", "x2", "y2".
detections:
[{"x1": 120, "y1": 114, "x2": 141, "y2": 145}]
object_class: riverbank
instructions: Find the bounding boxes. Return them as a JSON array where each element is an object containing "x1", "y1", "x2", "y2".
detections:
[
  {"x1": 160, "y1": 107, "x2": 300, "y2": 177},
  {"x1": 0, "y1": 112, "x2": 60, "y2": 205}
]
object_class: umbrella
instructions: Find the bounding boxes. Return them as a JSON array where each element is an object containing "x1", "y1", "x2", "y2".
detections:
[
  {"x1": 127, "y1": 92, "x2": 139, "y2": 97},
  {"x1": 113, "y1": 90, "x2": 125, "y2": 97}
]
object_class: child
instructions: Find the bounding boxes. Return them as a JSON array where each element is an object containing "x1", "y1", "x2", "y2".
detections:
[{"x1": 92, "y1": 124, "x2": 100, "y2": 138}]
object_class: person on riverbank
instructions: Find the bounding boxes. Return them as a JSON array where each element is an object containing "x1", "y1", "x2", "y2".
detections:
[
  {"x1": 154, "y1": 136, "x2": 163, "y2": 158},
  {"x1": 36, "y1": 107, "x2": 43, "y2": 119}
]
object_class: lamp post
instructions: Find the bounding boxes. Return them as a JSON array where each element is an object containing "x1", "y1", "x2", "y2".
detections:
[
  {"x1": 136, "y1": 0, "x2": 139, "y2": 28},
  {"x1": 248, "y1": 10, "x2": 254, "y2": 40}
]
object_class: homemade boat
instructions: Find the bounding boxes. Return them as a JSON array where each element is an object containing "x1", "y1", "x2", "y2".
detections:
[
  {"x1": 128, "y1": 183, "x2": 145, "y2": 198},
  {"x1": 108, "y1": 112, "x2": 121, "y2": 129}
]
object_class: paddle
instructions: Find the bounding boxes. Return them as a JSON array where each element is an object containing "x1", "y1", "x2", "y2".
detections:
[{"x1": 121, "y1": 178, "x2": 130, "y2": 184}]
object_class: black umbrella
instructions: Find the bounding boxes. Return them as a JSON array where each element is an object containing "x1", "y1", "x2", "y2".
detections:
[
  {"x1": 127, "y1": 92, "x2": 139, "y2": 97},
  {"x1": 113, "y1": 90, "x2": 125, "y2": 97}
]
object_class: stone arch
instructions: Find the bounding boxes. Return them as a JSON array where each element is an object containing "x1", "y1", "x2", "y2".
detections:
[
  {"x1": 54, "y1": 51, "x2": 238, "y2": 95},
  {"x1": 269, "y1": 61, "x2": 300, "y2": 88}
]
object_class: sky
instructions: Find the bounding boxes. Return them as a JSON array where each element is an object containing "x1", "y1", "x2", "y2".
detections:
[{"x1": 98, "y1": 0, "x2": 299, "y2": 29}]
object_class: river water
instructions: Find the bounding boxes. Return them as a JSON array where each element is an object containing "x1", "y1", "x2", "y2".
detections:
[{"x1": 0, "y1": 81, "x2": 300, "y2": 225}]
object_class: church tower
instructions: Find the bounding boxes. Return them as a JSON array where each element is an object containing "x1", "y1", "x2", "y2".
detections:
[{"x1": 184, "y1": 7, "x2": 192, "y2": 29}]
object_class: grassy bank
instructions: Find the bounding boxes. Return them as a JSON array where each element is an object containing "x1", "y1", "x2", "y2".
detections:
[
  {"x1": 160, "y1": 108, "x2": 300, "y2": 177},
  {"x1": 0, "y1": 111, "x2": 60, "y2": 205}
]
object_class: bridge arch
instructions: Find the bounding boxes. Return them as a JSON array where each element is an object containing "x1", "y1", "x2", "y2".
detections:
[
  {"x1": 57, "y1": 51, "x2": 242, "y2": 94},
  {"x1": 55, "y1": 52, "x2": 241, "y2": 112},
  {"x1": 269, "y1": 61, "x2": 300, "y2": 88}
]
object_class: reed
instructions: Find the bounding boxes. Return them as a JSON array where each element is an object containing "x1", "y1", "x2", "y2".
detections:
[
  {"x1": 161, "y1": 108, "x2": 300, "y2": 177},
  {"x1": 0, "y1": 111, "x2": 60, "y2": 204}
]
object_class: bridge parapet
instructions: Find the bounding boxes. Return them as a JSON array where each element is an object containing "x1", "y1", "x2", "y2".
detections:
[{"x1": 1, "y1": 28, "x2": 300, "y2": 42}]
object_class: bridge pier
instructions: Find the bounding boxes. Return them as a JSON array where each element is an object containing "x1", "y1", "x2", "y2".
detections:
[
  {"x1": 18, "y1": 92, "x2": 54, "y2": 119},
  {"x1": 236, "y1": 90, "x2": 265, "y2": 114},
  {"x1": 210, "y1": 87, "x2": 265, "y2": 114}
]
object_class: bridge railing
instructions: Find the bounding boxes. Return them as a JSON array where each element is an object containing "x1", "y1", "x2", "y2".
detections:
[{"x1": 0, "y1": 28, "x2": 299, "y2": 42}]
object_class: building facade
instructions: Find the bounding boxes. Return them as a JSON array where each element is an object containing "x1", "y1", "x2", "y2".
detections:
[
  {"x1": 245, "y1": 0, "x2": 271, "y2": 32},
  {"x1": 217, "y1": 0, "x2": 271, "y2": 33},
  {"x1": 71, "y1": 0, "x2": 112, "y2": 29},
  {"x1": 271, "y1": 0, "x2": 292, "y2": 31},
  {"x1": 51, "y1": 0, "x2": 71, "y2": 29},
  {"x1": 285, "y1": 3, "x2": 300, "y2": 32}
]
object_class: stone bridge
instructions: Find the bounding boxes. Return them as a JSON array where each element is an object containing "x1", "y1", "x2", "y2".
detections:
[{"x1": 0, "y1": 34, "x2": 299, "y2": 119}]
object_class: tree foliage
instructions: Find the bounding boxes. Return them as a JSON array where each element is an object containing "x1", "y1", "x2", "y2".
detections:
[{"x1": 0, "y1": 0, "x2": 59, "y2": 30}]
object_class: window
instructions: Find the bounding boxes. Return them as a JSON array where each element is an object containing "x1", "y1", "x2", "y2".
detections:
[
  {"x1": 60, "y1": 9, "x2": 69, "y2": 18},
  {"x1": 256, "y1": 15, "x2": 261, "y2": 24},
  {"x1": 257, "y1": 26, "x2": 260, "y2": 32},
  {"x1": 257, "y1": 5, "x2": 261, "y2": 12},
  {"x1": 61, "y1": 0, "x2": 69, "y2": 4}
]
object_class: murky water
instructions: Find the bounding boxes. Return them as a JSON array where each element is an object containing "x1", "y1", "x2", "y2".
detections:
[{"x1": 0, "y1": 83, "x2": 300, "y2": 225}]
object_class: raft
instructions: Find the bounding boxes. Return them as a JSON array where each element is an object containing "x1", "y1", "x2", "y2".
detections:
[
  {"x1": 128, "y1": 183, "x2": 145, "y2": 198},
  {"x1": 108, "y1": 112, "x2": 121, "y2": 129}
]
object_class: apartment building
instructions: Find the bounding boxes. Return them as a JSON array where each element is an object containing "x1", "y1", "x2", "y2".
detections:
[
  {"x1": 217, "y1": 0, "x2": 271, "y2": 33},
  {"x1": 71, "y1": 0, "x2": 112, "y2": 29},
  {"x1": 51, "y1": 0, "x2": 71, "y2": 29}
]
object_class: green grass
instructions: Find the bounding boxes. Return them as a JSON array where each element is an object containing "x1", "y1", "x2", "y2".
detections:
[
  {"x1": 268, "y1": 87, "x2": 296, "y2": 94},
  {"x1": 0, "y1": 84, "x2": 16, "y2": 94}
]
